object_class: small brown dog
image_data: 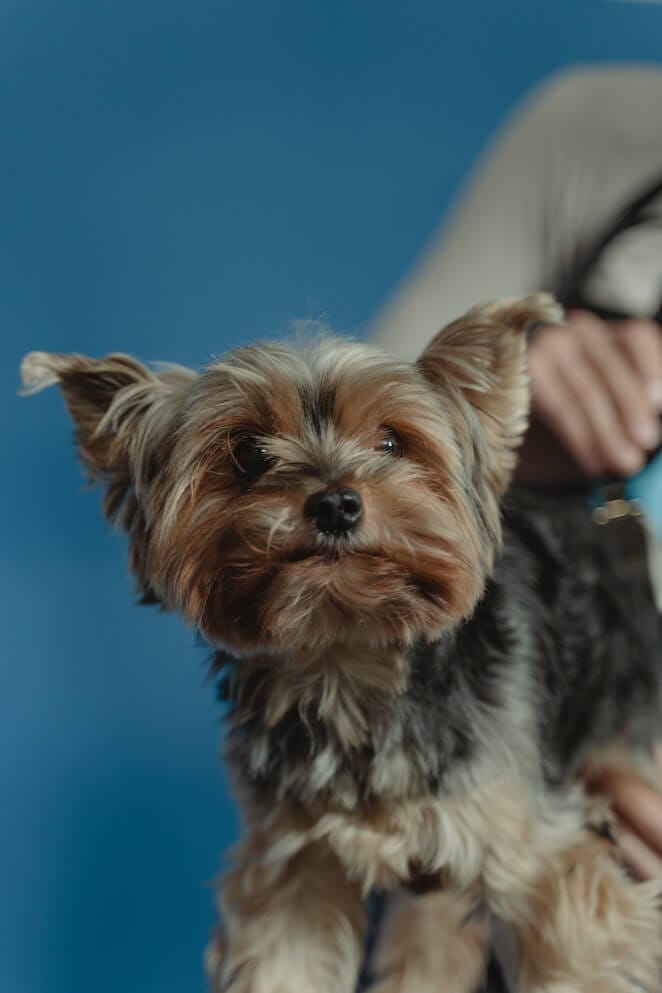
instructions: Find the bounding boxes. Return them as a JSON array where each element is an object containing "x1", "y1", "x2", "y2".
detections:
[{"x1": 23, "y1": 295, "x2": 662, "y2": 993}]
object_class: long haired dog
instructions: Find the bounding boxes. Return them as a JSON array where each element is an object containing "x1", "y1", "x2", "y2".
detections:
[{"x1": 22, "y1": 295, "x2": 662, "y2": 993}]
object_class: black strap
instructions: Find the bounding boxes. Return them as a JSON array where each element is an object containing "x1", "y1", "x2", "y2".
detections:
[{"x1": 559, "y1": 173, "x2": 662, "y2": 321}]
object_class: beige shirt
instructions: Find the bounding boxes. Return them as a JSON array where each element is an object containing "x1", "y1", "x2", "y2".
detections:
[{"x1": 370, "y1": 65, "x2": 662, "y2": 357}]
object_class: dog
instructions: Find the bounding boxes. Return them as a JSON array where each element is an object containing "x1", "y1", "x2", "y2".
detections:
[{"x1": 22, "y1": 294, "x2": 662, "y2": 993}]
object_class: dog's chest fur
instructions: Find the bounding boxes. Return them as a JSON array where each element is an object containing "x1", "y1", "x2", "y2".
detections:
[{"x1": 219, "y1": 491, "x2": 662, "y2": 812}]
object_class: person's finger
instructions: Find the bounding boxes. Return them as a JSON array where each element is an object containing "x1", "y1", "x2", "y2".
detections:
[
  {"x1": 600, "y1": 770, "x2": 662, "y2": 854},
  {"x1": 612, "y1": 319, "x2": 662, "y2": 412},
  {"x1": 528, "y1": 348, "x2": 604, "y2": 475},
  {"x1": 548, "y1": 346, "x2": 645, "y2": 476},
  {"x1": 570, "y1": 312, "x2": 660, "y2": 455},
  {"x1": 617, "y1": 822, "x2": 662, "y2": 881}
]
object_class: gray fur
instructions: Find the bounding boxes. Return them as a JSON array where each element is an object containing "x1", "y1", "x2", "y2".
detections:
[{"x1": 219, "y1": 488, "x2": 662, "y2": 809}]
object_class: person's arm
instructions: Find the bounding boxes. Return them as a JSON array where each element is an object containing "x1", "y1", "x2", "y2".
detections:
[{"x1": 370, "y1": 65, "x2": 662, "y2": 357}]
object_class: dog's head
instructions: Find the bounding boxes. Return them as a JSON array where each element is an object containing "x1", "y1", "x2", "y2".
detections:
[{"x1": 22, "y1": 294, "x2": 561, "y2": 653}]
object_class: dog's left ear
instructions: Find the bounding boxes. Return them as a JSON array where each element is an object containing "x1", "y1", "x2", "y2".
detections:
[{"x1": 418, "y1": 293, "x2": 563, "y2": 494}]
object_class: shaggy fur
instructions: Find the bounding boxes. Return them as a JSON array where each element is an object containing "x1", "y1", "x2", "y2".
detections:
[{"x1": 22, "y1": 293, "x2": 662, "y2": 993}]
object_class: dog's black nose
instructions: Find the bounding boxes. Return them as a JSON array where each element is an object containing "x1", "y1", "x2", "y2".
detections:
[{"x1": 304, "y1": 487, "x2": 363, "y2": 535}]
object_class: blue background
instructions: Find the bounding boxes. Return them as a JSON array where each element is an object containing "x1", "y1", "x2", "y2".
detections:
[{"x1": 2, "y1": 2, "x2": 661, "y2": 991}]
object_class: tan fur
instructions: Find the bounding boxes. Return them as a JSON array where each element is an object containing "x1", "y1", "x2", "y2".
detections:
[
  {"x1": 512, "y1": 838, "x2": 662, "y2": 993},
  {"x1": 207, "y1": 835, "x2": 365, "y2": 993},
  {"x1": 23, "y1": 295, "x2": 662, "y2": 993},
  {"x1": 143, "y1": 338, "x2": 504, "y2": 651},
  {"x1": 22, "y1": 300, "x2": 550, "y2": 653},
  {"x1": 370, "y1": 888, "x2": 489, "y2": 993},
  {"x1": 212, "y1": 779, "x2": 661, "y2": 992},
  {"x1": 419, "y1": 294, "x2": 562, "y2": 498}
]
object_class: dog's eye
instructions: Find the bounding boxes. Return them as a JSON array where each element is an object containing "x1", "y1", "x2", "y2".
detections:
[
  {"x1": 232, "y1": 438, "x2": 275, "y2": 479},
  {"x1": 375, "y1": 427, "x2": 404, "y2": 458}
]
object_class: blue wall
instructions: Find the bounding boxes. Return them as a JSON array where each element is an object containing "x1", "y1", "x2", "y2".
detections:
[{"x1": 2, "y1": 2, "x2": 661, "y2": 991}]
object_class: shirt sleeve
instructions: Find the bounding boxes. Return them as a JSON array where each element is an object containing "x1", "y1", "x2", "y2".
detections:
[{"x1": 369, "y1": 65, "x2": 662, "y2": 359}]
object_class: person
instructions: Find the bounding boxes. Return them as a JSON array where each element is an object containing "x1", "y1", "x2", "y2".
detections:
[
  {"x1": 366, "y1": 63, "x2": 662, "y2": 988},
  {"x1": 372, "y1": 64, "x2": 662, "y2": 492}
]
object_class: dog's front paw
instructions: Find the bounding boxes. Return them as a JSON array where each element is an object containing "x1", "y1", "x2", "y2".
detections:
[
  {"x1": 368, "y1": 971, "x2": 406, "y2": 993},
  {"x1": 204, "y1": 928, "x2": 229, "y2": 993},
  {"x1": 515, "y1": 864, "x2": 662, "y2": 993},
  {"x1": 205, "y1": 933, "x2": 358, "y2": 993},
  {"x1": 369, "y1": 889, "x2": 489, "y2": 993},
  {"x1": 204, "y1": 936, "x2": 259, "y2": 993}
]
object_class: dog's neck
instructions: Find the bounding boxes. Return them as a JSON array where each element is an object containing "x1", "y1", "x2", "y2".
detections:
[{"x1": 218, "y1": 640, "x2": 409, "y2": 752}]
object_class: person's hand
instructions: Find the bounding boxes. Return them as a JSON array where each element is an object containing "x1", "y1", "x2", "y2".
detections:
[
  {"x1": 587, "y1": 747, "x2": 662, "y2": 880},
  {"x1": 527, "y1": 311, "x2": 662, "y2": 477}
]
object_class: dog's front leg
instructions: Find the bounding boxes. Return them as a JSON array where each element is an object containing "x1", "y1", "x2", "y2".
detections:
[
  {"x1": 369, "y1": 885, "x2": 490, "y2": 993},
  {"x1": 206, "y1": 837, "x2": 366, "y2": 993},
  {"x1": 487, "y1": 829, "x2": 662, "y2": 993}
]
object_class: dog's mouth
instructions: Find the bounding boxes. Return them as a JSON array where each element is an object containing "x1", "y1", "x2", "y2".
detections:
[
  {"x1": 281, "y1": 545, "x2": 442, "y2": 592},
  {"x1": 282, "y1": 542, "x2": 383, "y2": 565}
]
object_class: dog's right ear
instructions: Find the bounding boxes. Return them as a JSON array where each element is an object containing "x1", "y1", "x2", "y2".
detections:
[{"x1": 20, "y1": 351, "x2": 196, "y2": 492}]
